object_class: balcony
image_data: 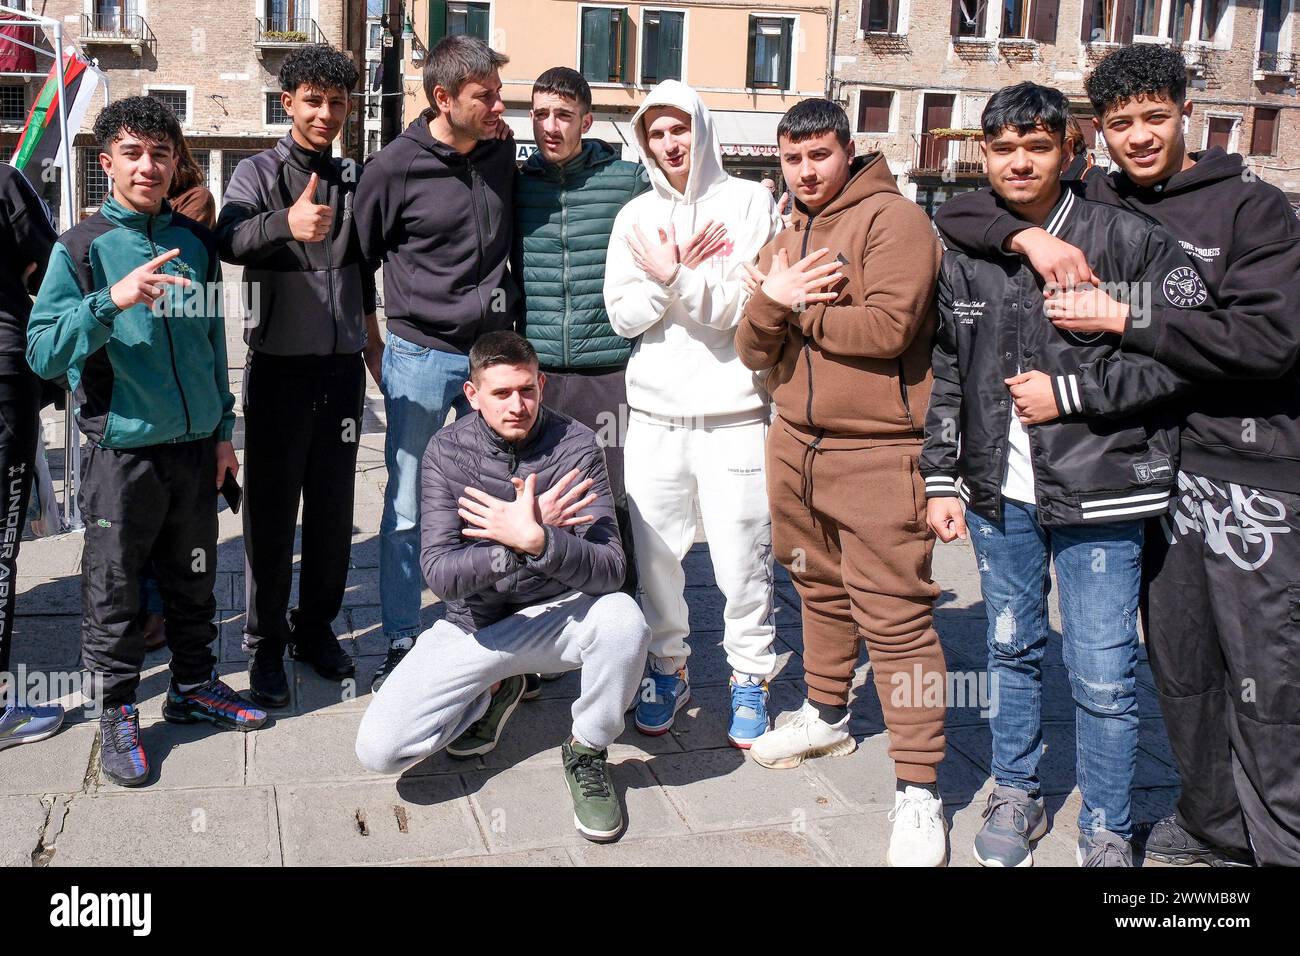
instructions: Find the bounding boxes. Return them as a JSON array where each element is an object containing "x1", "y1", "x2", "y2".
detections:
[
  {"x1": 255, "y1": 16, "x2": 325, "y2": 51},
  {"x1": 80, "y1": 13, "x2": 155, "y2": 55},
  {"x1": 910, "y1": 131, "x2": 985, "y2": 180},
  {"x1": 1255, "y1": 49, "x2": 1297, "y2": 80}
]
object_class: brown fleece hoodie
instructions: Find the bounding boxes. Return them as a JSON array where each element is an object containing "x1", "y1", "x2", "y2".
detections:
[{"x1": 736, "y1": 152, "x2": 940, "y2": 439}]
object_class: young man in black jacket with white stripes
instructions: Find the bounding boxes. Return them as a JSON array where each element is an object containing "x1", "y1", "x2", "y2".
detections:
[
  {"x1": 922, "y1": 83, "x2": 1201, "y2": 868},
  {"x1": 934, "y1": 45, "x2": 1300, "y2": 867}
]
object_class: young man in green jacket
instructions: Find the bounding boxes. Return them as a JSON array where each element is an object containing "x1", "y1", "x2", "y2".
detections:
[{"x1": 27, "y1": 96, "x2": 266, "y2": 788}]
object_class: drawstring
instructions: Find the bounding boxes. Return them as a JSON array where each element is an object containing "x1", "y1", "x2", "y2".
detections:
[{"x1": 799, "y1": 429, "x2": 825, "y2": 509}]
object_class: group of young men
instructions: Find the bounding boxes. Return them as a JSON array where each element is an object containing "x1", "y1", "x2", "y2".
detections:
[{"x1": 0, "y1": 33, "x2": 1295, "y2": 866}]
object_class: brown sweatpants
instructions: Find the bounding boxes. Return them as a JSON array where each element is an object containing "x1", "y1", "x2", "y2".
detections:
[{"x1": 768, "y1": 417, "x2": 946, "y2": 784}]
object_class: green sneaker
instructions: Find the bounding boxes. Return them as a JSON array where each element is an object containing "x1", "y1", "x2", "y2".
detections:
[
  {"x1": 446, "y1": 675, "x2": 526, "y2": 759},
  {"x1": 562, "y1": 738, "x2": 624, "y2": 842}
]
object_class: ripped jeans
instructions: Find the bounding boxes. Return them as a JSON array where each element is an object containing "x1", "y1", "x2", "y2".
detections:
[{"x1": 966, "y1": 499, "x2": 1142, "y2": 840}]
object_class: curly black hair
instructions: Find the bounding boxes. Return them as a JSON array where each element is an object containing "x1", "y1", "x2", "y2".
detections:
[
  {"x1": 93, "y1": 95, "x2": 182, "y2": 152},
  {"x1": 1086, "y1": 43, "x2": 1188, "y2": 116},
  {"x1": 279, "y1": 44, "x2": 359, "y2": 94}
]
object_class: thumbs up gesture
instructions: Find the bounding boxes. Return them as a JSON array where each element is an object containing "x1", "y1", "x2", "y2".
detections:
[{"x1": 287, "y1": 172, "x2": 332, "y2": 243}]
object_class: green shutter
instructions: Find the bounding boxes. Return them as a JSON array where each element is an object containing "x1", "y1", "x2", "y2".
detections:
[
  {"x1": 641, "y1": 15, "x2": 659, "y2": 84},
  {"x1": 619, "y1": 8, "x2": 633, "y2": 83},
  {"x1": 468, "y1": 2, "x2": 490, "y2": 41},
  {"x1": 581, "y1": 7, "x2": 609, "y2": 81},
  {"x1": 746, "y1": 16, "x2": 757, "y2": 87},
  {"x1": 780, "y1": 19, "x2": 793, "y2": 90},
  {"x1": 428, "y1": 0, "x2": 447, "y2": 45},
  {"x1": 662, "y1": 11, "x2": 683, "y2": 82}
]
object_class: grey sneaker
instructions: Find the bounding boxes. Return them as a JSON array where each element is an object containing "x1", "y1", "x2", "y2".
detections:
[
  {"x1": 1078, "y1": 828, "x2": 1134, "y2": 867},
  {"x1": 0, "y1": 701, "x2": 65, "y2": 750},
  {"x1": 972, "y1": 785, "x2": 1048, "y2": 867},
  {"x1": 446, "y1": 675, "x2": 526, "y2": 759},
  {"x1": 562, "y1": 738, "x2": 624, "y2": 842}
]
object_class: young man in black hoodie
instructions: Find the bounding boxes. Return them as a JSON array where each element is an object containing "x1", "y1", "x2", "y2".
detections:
[
  {"x1": 354, "y1": 35, "x2": 520, "y2": 691},
  {"x1": 934, "y1": 44, "x2": 1300, "y2": 867},
  {"x1": 217, "y1": 45, "x2": 377, "y2": 707}
]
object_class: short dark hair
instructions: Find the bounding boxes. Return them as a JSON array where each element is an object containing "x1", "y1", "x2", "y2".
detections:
[
  {"x1": 93, "y1": 95, "x2": 181, "y2": 153},
  {"x1": 532, "y1": 66, "x2": 591, "y2": 113},
  {"x1": 279, "y1": 44, "x2": 359, "y2": 94},
  {"x1": 469, "y1": 331, "x2": 538, "y2": 382},
  {"x1": 981, "y1": 82, "x2": 1070, "y2": 143},
  {"x1": 1086, "y1": 43, "x2": 1188, "y2": 116},
  {"x1": 423, "y1": 34, "x2": 509, "y2": 108},
  {"x1": 776, "y1": 98, "x2": 850, "y2": 147}
]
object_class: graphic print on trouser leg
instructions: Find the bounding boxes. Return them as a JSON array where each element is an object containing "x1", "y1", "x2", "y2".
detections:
[
  {"x1": 1154, "y1": 470, "x2": 1300, "y2": 865},
  {"x1": 0, "y1": 371, "x2": 40, "y2": 677}
]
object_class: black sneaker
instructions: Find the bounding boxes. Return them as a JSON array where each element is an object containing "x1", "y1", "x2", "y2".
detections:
[
  {"x1": 523, "y1": 673, "x2": 542, "y2": 700},
  {"x1": 248, "y1": 644, "x2": 290, "y2": 709},
  {"x1": 288, "y1": 621, "x2": 355, "y2": 681},
  {"x1": 1133, "y1": 815, "x2": 1254, "y2": 867},
  {"x1": 99, "y1": 704, "x2": 149, "y2": 787},
  {"x1": 371, "y1": 642, "x2": 411, "y2": 693}
]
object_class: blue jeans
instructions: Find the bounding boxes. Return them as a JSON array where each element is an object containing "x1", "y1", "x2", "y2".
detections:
[
  {"x1": 966, "y1": 498, "x2": 1142, "y2": 840},
  {"x1": 379, "y1": 333, "x2": 470, "y2": 642}
]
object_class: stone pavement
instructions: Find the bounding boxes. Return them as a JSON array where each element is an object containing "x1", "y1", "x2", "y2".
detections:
[{"x1": 0, "y1": 283, "x2": 1182, "y2": 867}]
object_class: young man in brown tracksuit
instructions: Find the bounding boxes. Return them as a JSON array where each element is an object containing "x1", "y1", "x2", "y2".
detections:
[{"x1": 736, "y1": 99, "x2": 948, "y2": 867}]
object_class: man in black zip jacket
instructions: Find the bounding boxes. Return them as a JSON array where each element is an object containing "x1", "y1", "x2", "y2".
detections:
[
  {"x1": 934, "y1": 45, "x2": 1300, "y2": 866},
  {"x1": 217, "y1": 45, "x2": 377, "y2": 706},
  {"x1": 923, "y1": 83, "x2": 1200, "y2": 868},
  {"x1": 354, "y1": 35, "x2": 521, "y2": 691}
]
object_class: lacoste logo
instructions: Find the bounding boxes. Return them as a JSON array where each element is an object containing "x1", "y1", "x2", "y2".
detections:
[{"x1": 1163, "y1": 266, "x2": 1208, "y2": 308}]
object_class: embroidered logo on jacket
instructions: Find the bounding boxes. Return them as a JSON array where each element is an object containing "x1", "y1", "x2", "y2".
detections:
[
  {"x1": 1162, "y1": 267, "x2": 1208, "y2": 308},
  {"x1": 1133, "y1": 457, "x2": 1173, "y2": 483}
]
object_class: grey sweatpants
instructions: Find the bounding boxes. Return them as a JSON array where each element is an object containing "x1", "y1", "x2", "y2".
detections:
[{"x1": 355, "y1": 591, "x2": 650, "y2": 774}]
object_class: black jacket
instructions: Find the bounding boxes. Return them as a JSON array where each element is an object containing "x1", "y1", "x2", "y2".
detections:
[
  {"x1": 0, "y1": 165, "x2": 57, "y2": 374},
  {"x1": 935, "y1": 148, "x2": 1300, "y2": 493},
  {"x1": 215, "y1": 134, "x2": 375, "y2": 356},
  {"x1": 923, "y1": 187, "x2": 1197, "y2": 526},
  {"x1": 354, "y1": 110, "x2": 520, "y2": 354},
  {"x1": 420, "y1": 405, "x2": 624, "y2": 633}
]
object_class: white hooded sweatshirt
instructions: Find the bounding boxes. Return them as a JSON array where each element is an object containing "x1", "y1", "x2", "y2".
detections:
[{"x1": 604, "y1": 81, "x2": 782, "y2": 420}]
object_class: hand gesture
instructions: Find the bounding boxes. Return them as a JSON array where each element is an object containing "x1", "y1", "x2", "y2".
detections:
[
  {"x1": 1005, "y1": 370, "x2": 1061, "y2": 425},
  {"x1": 516, "y1": 468, "x2": 597, "y2": 529},
  {"x1": 1044, "y1": 284, "x2": 1128, "y2": 336},
  {"x1": 749, "y1": 247, "x2": 842, "y2": 312},
  {"x1": 627, "y1": 223, "x2": 682, "y2": 285},
  {"x1": 287, "y1": 172, "x2": 333, "y2": 243},
  {"x1": 678, "y1": 219, "x2": 729, "y2": 269},
  {"x1": 1009, "y1": 228, "x2": 1100, "y2": 289},
  {"x1": 109, "y1": 248, "x2": 191, "y2": 311},
  {"x1": 458, "y1": 475, "x2": 547, "y2": 556}
]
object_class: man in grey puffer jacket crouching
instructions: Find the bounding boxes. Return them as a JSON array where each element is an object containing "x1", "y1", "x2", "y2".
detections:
[{"x1": 355, "y1": 331, "x2": 650, "y2": 842}]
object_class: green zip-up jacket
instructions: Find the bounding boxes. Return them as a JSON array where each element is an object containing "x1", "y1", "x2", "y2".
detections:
[
  {"x1": 515, "y1": 139, "x2": 648, "y2": 371},
  {"x1": 27, "y1": 195, "x2": 236, "y2": 449}
]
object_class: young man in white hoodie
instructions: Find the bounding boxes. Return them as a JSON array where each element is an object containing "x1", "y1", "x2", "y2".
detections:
[{"x1": 604, "y1": 81, "x2": 782, "y2": 748}]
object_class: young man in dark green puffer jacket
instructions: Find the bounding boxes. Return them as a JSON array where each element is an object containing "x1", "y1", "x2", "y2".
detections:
[
  {"x1": 514, "y1": 67, "x2": 647, "y2": 595},
  {"x1": 27, "y1": 97, "x2": 265, "y2": 789}
]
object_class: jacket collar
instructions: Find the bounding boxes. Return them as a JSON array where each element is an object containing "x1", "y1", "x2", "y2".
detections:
[
  {"x1": 522, "y1": 138, "x2": 619, "y2": 181},
  {"x1": 475, "y1": 405, "x2": 550, "y2": 456},
  {"x1": 405, "y1": 108, "x2": 501, "y2": 166},
  {"x1": 1041, "y1": 184, "x2": 1077, "y2": 237},
  {"x1": 277, "y1": 131, "x2": 333, "y2": 172},
  {"x1": 100, "y1": 193, "x2": 173, "y2": 232}
]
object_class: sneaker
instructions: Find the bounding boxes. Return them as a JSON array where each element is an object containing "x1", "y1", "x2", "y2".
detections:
[
  {"x1": 0, "y1": 701, "x2": 65, "y2": 751},
  {"x1": 888, "y1": 785, "x2": 949, "y2": 867},
  {"x1": 98, "y1": 704, "x2": 149, "y2": 787},
  {"x1": 371, "y1": 642, "x2": 411, "y2": 694},
  {"x1": 162, "y1": 677, "x2": 268, "y2": 731},
  {"x1": 288, "y1": 621, "x2": 355, "y2": 681},
  {"x1": 727, "y1": 678, "x2": 769, "y2": 748},
  {"x1": 561, "y1": 738, "x2": 623, "y2": 842},
  {"x1": 523, "y1": 673, "x2": 542, "y2": 701},
  {"x1": 446, "y1": 675, "x2": 526, "y2": 759},
  {"x1": 1133, "y1": 814, "x2": 1254, "y2": 867},
  {"x1": 248, "y1": 644, "x2": 290, "y2": 709},
  {"x1": 973, "y1": 785, "x2": 1048, "y2": 867},
  {"x1": 750, "y1": 700, "x2": 856, "y2": 769},
  {"x1": 634, "y1": 667, "x2": 690, "y2": 736},
  {"x1": 1077, "y1": 828, "x2": 1134, "y2": 867}
]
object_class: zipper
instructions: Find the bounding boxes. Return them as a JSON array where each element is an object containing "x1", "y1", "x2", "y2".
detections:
[
  {"x1": 320, "y1": 167, "x2": 338, "y2": 354},
  {"x1": 800, "y1": 214, "x2": 816, "y2": 428},
  {"x1": 148, "y1": 216, "x2": 192, "y2": 435},
  {"x1": 466, "y1": 156, "x2": 487, "y2": 327},
  {"x1": 559, "y1": 175, "x2": 571, "y2": 366},
  {"x1": 897, "y1": 357, "x2": 912, "y2": 425},
  {"x1": 508, "y1": 445, "x2": 517, "y2": 475}
]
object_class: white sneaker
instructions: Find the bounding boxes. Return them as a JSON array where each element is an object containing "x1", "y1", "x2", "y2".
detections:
[
  {"x1": 887, "y1": 785, "x2": 948, "y2": 867},
  {"x1": 749, "y1": 700, "x2": 856, "y2": 769}
]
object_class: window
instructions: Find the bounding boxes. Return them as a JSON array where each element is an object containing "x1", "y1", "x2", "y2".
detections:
[
  {"x1": 1083, "y1": 0, "x2": 1118, "y2": 43},
  {"x1": 265, "y1": 92, "x2": 290, "y2": 126},
  {"x1": 1134, "y1": 0, "x2": 1160, "y2": 36},
  {"x1": 80, "y1": 146, "x2": 110, "y2": 209},
  {"x1": 1199, "y1": 0, "x2": 1224, "y2": 41},
  {"x1": 265, "y1": 0, "x2": 305, "y2": 33},
  {"x1": 93, "y1": 0, "x2": 136, "y2": 33},
  {"x1": 641, "y1": 10, "x2": 684, "y2": 85},
  {"x1": 147, "y1": 89, "x2": 188, "y2": 124},
  {"x1": 191, "y1": 149, "x2": 211, "y2": 189},
  {"x1": 580, "y1": 7, "x2": 630, "y2": 84},
  {"x1": 1250, "y1": 107, "x2": 1280, "y2": 156},
  {"x1": 1206, "y1": 116, "x2": 1234, "y2": 151},
  {"x1": 448, "y1": 2, "x2": 490, "y2": 40},
  {"x1": 367, "y1": 21, "x2": 383, "y2": 50},
  {"x1": 1002, "y1": 0, "x2": 1030, "y2": 37},
  {"x1": 858, "y1": 90, "x2": 893, "y2": 132},
  {"x1": 1261, "y1": 0, "x2": 1286, "y2": 54},
  {"x1": 952, "y1": 0, "x2": 987, "y2": 37},
  {"x1": 747, "y1": 16, "x2": 794, "y2": 90},
  {"x1": 0, "y1": 86, "x2": 24, "y2": 124},
  {"x1": 863, "y1": 0, "x2": 901, "y2": 33}
]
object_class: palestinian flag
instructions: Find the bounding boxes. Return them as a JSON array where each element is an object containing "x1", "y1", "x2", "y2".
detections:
[{"x1": 9, "y1": 49, "x2": 100, "y2": 177}]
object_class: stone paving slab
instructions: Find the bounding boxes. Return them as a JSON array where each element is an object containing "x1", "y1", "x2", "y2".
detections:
[{"x1": 0, "y1": 795, "x2": 51, "y2": 867}]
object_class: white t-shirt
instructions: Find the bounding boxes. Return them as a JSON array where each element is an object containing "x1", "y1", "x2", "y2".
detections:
[{"x1": 1001, "y1": 411, "x2": 1036, "y2": 504}]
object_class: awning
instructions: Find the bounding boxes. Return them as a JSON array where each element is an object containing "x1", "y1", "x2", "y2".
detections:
[{"x1": 711, "y1": 110, "x2": 784, "y2": 157}]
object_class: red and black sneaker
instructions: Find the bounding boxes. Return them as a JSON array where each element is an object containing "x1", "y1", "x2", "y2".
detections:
[
  {"x1": 99, "y1": 704, "x2": 149, "y2": 787},
  {"x1": 163, "y1": 677, "x2": 268, "y2": 732}
]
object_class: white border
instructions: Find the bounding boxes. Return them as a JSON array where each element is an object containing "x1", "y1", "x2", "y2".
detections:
[{"x1": 636, "y1": 6, "x2": 688, "y2": 87}]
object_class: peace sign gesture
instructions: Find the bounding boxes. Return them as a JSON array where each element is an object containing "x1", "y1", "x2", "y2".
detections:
[{"x1": 109, "y1": 248, "x2": 191, "y2": 311}]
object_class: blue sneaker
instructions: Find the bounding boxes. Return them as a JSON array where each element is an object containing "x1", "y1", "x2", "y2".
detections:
[
  {"x1": 99, "y1": 704, "x2": 149, "y2": 787},
  {"x1": 635, "y1": 668, "x2": 690, "y2": 736},
  {"x1": 0, "y1": 701, "x2": 65, "y2": 751},
  {"x1": 727, "y1": 678, "x2": 769, "y2": 749}
]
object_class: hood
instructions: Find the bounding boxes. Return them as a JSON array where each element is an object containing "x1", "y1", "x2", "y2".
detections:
[
  {"x1": 790, "y1": 151, "x2": 900, "y2": 227},
  {"x1": 398, "y1": 107, "x2": 499, "y2": 167},
  {"x1": 521, "y1": 137, "x2": 619, "y2": 179},
  {"x1": 630, "y1": 80, "x2": 727, "y2": 203},
  {"x1": 1114, "y1": 146, "x2": 1244, "y2": 199}
]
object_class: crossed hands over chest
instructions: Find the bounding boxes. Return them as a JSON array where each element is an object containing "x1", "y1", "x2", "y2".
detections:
[{"x1": 457, "y1": 468, "x2": 599, "y2": 557}]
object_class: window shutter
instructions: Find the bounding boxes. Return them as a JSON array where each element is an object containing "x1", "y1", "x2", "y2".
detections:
[
  {"x1": 950, "y1": 0, "x2": 963, "y2": 36},
  {"x1": 468, "y1": 3, "x2": 490, "y2": 42},
  {"x1": 1116, "y1": 0, "x2": 1136, "y2": 43},
  {"x1": 581, "y1": 8, "x2": 608, "y2": 81},
  {"x1": 1251, "y1": 108, "x2": 1279, "y2": 156},
  {"x1": 1079, "y1": 0, "x2": 1094, "y2": 42},
  {"x1": 641, "y1": 15, "x2": 658, "y2": 84},
  {"x1": 780, "y1": 18, "x2": 793, "y2": 90},
  {"x1": 858, "y1": 90, "x2": 892, "y2": 132},
  {"x1": 620, "y1": 8, "x2": 634, "y2": 84},
  {"x1": 663, "y1": 11, "x2": 684, "y2": 82},
  {"x1": 428, "y1": 0, "x2": 447, "y2": 45},
  {"x1": 746, "y1": 15, "x2": 758, "y2": 87},
  {"x1": 1030, "y1": 0, "x2": 1059, "y2": 42}
]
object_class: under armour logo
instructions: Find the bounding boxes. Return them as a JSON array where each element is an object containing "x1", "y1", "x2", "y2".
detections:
[{"x1": 8, "y1": 465, "x2": 25, "y2": 476}]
